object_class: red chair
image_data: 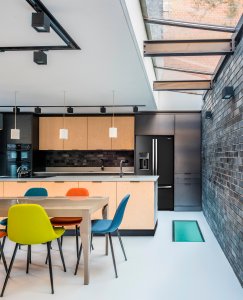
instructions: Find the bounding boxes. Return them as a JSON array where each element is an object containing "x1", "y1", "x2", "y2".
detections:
[{"x1": 50, "y1": 188, "x2": 89, "y2": 257}]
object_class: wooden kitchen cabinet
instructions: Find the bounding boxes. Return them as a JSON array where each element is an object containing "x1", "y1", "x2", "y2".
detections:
[
  {"x1": 87, "y1": 117, "x2": 112, "y2": 150},
  {"x1": 63, "y1": 117, "x2": 88, "y2": 150},
  {"x1": 78, "y1": 181, "x2": 116, "y2": 219},
  {"x1": 39, "y1": 181, "x2": 79, "y2": 197},
  {"x1": 0, "y1": 182, "x2": 3, "y2": 197},
  {"x1": 117, "y1": 181, "x2": 155, "y2": 229},
  {"x1": 3, "y1": 181, "x2": 41, "y2": 197},
  {"x1": 111, "y1": 116, "x2": 134, "y2": 150},
  {"x1": 39, "y1": 117, "x2": 63, "y2": 150}
]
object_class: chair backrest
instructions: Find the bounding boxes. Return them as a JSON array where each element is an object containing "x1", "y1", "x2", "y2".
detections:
[
  {"x1": 8, "y1": 204, "x2": 58, "y2": 245},
  {"x1": 24, "y1": 187, "x2": 48, "y2": 197},
  {"x1": 66, "y1": 188, "x2": 89, "y2": 196},
  {"x1": 109, "y1": 194, "x2": 130, "y2": 232}
]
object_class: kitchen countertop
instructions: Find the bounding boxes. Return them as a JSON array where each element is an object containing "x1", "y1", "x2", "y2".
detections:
[{"x1": 0, "y1": 175, "x2": 159, "y2": 182}]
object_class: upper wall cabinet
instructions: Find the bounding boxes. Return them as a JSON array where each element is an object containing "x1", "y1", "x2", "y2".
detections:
[
  {"x1": 87, "y1": 117, "x2": 112, "y2": 150},
  {"x1": 39, "y1": 117, "x2": 63, "y2": 150},
  {"x1": 135, "y1": 114, "x2": 174, "y2": 135},
  {"x1": 111, "y1": 116, "x2": 134, "y2": 150},
  {"x1": 39, "y1": 116, "x2": 135, "y2": 151},
  {"x1": 2, "y1": 114, "x2": 39, "y2": 149},
  {"x1": 63, "y1": 117, "x2": 88, "y2": 150}
]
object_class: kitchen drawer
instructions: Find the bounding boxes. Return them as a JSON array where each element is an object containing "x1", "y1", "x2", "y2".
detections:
[
  {"x1": 175, "y1": 174, "x2": 201, "y2": 184},
  {"x1": 174, "y1": 182, "x2": 201, "y2": 211}
]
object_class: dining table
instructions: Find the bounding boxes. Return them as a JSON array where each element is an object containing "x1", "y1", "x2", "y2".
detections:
[{"x1": 0, "y1": 195, "x2": 109, "y2": 285}]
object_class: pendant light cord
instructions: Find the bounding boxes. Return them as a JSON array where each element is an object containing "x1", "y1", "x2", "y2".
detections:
[
  {"x1": 112, "y1": 90, "x2": 115, "y2": 127},
  {"x1": 63, "y1": 91, "x2": 66, "y2": 128},
  {"x1": 14, "y1": 91, "x2": 17, "y2": 129}
]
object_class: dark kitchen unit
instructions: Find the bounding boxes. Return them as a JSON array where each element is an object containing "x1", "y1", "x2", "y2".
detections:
[
  {"x1": 6, "y1": 144, "x2": 32, "y2": 177},
  {"x1": 136, "y1": 136, "x2": 174, "y2": 210}
]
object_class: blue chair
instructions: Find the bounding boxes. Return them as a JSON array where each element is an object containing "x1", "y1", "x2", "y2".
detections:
[
  {"x1": 74, "y1": 194, "x2": 130, "y2": 278},
  {"x1": 24, "y1": 187, "x2": 48, "y2": 197}
]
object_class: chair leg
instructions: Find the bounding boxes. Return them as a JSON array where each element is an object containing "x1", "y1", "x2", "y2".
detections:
[
  {"x1": 45, "y1": 241, "x2": 52, "y2": 264},
  {"x1": 0, "y1": 243, "x2": 19, "y2": 297},
  {"x1": 2, "y1": 235, "x2": 6, "y2": 249},
  {"x1": 75, "y1": 226, "x2": 79, "y2": 259},
  {"x1": 57, "y1": 238, "x2": 66, "y2": 272},
  {"x1": 60, "y1": 235, "x2": 63, "y2": 247},
  {"x1": 26, "y1": 245, "x2": 31, "y2": 274},
  {"x1": 74, "y1": 244, "x2": 82, "y2": 276},
  {"x1": 47, "y1": 242, "x2": 54, "y2": 294},
  {"x1": 0, "y1": 241, "x2": 8, "y2": 273},
  {"x1": 108, "y1": 233, "x2": 118, "y2": 278},
  {"x1": 91, "y1": 233, "x2": 94, "y2": 250},
  {"x1": 117, "y1": 230, "x2": 127, "y2": 261},
  {"x1": 105, "y1": 234, "x2": 108, "y2": 255}
]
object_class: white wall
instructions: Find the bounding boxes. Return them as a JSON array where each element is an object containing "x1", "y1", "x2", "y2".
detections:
[
  {"x1": 158, "y1": 91, "x2": 203, "y2": 111},
  {"x1": 121, "y1": 0, "x2": 159, "y2": 108}
]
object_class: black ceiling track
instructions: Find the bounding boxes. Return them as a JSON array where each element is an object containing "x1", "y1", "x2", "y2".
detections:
[{"x1": 0, "y1": 0, "x2": 80, "y2": 52}]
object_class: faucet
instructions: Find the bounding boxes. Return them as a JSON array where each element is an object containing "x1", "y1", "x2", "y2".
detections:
[
  {"x1": 120, "y1": 160, "x2": 128, "y2": 178},
  {"x1": 17, "y1": 166, "x2": 30, "y2": 178},
  {"x1": 100, "y1": 159, "x2": 105, "y2": 171}
]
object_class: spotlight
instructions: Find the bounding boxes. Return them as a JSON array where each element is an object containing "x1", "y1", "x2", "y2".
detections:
[
  {"x1": 13, "y1": 107, "x2": 20, "y2": 113},
  {"x1": 33, "y1": 51, "x2": 47, "y2": 65},
  {"x1": 222, "y1": 86, "x2": 234, "y2": 99},
  {"x1": 100, "y1": 106, "x2": 106, "y2": 114},
  {"x1": 67, "y1": 106, "x2": 73, "y2": 114},
  {"x1": 133, "y1": 106, "x2": 138, "y2": 113},
  {"x1": 35, "y1": 107, "x2": 41, "y2": 114},
  {"x1": 32, "y1": 12, "x2": 50, "y2": 32},
  {"x1": 205, "y1": 111, "x2": 212, "y2": 119}
]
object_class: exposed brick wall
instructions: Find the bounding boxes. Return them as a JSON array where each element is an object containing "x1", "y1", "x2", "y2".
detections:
[{"x1": 202, "y1": 37, "x2": 243, "y2": 286}]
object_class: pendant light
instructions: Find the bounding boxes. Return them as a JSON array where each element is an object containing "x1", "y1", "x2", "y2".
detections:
[
  {"x1": 11, "y1": 91, "x2": 20, "y2": 140},
  {"x1": 59, "y1": 91, "x2": 68, "y2": 140},
  {"x1": 109, "y1": 90, "x2": 117, "y2": 138}
]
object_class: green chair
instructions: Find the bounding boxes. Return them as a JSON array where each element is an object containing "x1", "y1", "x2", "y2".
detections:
[{"x1": 0, "y1": 204, "x2": 66, "y2": 297}]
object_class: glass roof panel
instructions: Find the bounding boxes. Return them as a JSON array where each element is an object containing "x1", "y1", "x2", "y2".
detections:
[{"x1": 140, "y1": 0, "x2": 242, "y2": 93}]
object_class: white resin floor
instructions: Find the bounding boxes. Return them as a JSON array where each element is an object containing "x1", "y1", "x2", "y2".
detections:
[{"x1": 0, "y1": 211, "x2": 242, "y2": 300}]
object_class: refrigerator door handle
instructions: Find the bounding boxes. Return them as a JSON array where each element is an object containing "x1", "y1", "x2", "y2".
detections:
[
  {"x1": 152, "y1": 139, "x2": 155, "y2": 175},
  {"x1": 155, "y1": 139, "x2": 158, "y2": 175},
  {"x1": 158, "y1": 185, "x2": 173, "y2": 189}
]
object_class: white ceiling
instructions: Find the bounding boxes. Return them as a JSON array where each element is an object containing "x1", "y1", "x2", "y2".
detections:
[{"x1": 0, "y1": 0, "x2": 157, "y2": 113}]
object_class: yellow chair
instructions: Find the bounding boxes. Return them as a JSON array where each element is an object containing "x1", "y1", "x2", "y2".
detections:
[{"x1": 0, "y1": 204, "x2": 66, "y2": 297}]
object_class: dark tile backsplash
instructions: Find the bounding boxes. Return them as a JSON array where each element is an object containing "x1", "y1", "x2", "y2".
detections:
[{"x1": 35, "y1": 150, "x2": 134, "y2": 168}]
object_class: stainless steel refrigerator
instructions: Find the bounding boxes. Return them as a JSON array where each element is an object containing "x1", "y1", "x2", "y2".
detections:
[{"x1": 135, "y1": 136, "x2": 174, "y2": 210}]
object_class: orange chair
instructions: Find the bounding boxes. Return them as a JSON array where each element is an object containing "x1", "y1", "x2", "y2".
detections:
[{"x1": 50, "y1": 188, "x2": 89, "y2": 257}]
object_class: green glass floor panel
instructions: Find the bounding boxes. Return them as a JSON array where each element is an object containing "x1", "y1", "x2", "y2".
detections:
[{"x1": 173, "y1": 220, "x2": 205, "y2": 242}]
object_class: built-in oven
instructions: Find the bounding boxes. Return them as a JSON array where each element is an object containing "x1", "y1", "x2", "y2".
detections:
[{"x1": 6, "y1": 144, "x2": 32, "y2": 177}]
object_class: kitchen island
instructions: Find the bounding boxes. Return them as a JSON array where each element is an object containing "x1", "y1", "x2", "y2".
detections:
[{"x1": 0, "y1": 175, "x2": 158, "y2": 235}]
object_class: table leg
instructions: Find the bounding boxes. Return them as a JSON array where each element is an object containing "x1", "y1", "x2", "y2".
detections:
[
  {"x1": 102, "y1": 204, "x2": 109, "y2": 255},
  {"x1": 79, "y1": 211, "x2": 91, "y2": 285}
]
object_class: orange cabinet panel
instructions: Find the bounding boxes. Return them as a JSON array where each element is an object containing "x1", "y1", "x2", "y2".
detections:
[
  {"x1": 63, "y1": 117, "x2": 88, "y2": 150},
  {"x1": 0, "y1": 182, "x2": 3, "y2": 197},
  {"x1": 79, "y1": 181, "x2": 116, "y2": 219},
  {"x1": 39, "y1": 181, "x2": 79, "y2": 197},
  {"x1": 3, "y1": 181, "x2": 41, "y2": 197},
  {"x1": 111, "y1": 116, "x2": 134, "y2": 150},
  {"x1": 117, "y1": 181, "x2": 155, "y2": 230},
  {"x1": 87, "y1": 117, "x2": 112, "y2": 150},
  {"x1": 39, "y1": 117, "x2": 64, "y2": 150}
]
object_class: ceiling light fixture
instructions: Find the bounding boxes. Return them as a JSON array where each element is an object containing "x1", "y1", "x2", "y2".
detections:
[
  {"x1": 11, "y1": 91, "x2": 20, "y2": 140},
  {"x1": 67, "y1": 106, "x2": 73, "y2": 114},
  {"x1": 33, "y1": 51, "x2": 47, "y2": 65},
  {"x1": 222, "y1": 86, "x2": 234, "y2": 99},
  {"x1": 100, "y1": 106, "x2": 106, "y2": 114},
  {"x1": 133, "y1": 106, "x2": 138, "y2": 113},
  {"x1": 35, "y1": 106, "x2": 41, "y2": 114},
  {"x1": 109, "y1": 90, "x2": 118, "y2": 139},
  {"x1": 59, "y1": 91, "x2": 68, "y2": 140},
  {"x1": 32, "y1": 12, "x2": 50, "y2": 33}
]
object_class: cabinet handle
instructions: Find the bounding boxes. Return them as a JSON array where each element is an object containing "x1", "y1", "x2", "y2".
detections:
[
  {"x1": 130, "y1": 181, "x2": 140, "y2": 183},
  {"x1": 17, "y1": 181, "x2": 27, "y2": 183},
  {"x1": 54, "y1": 181, "x2": 64, "y2": 183},
  {"x1": 92, "y1": 181, "x2": 102, "y2": 183}
]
